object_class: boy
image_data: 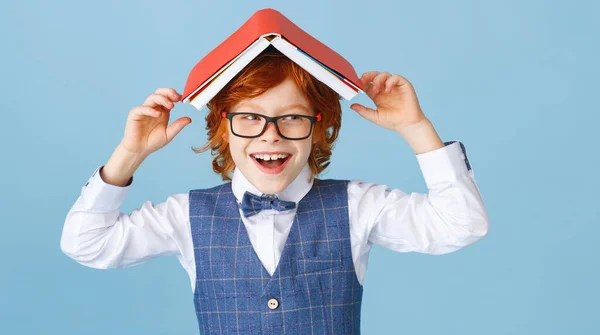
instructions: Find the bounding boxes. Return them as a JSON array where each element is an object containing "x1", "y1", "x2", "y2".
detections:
[{"x1": 61, "y1": 48, "x2": 489, "y2": 334}]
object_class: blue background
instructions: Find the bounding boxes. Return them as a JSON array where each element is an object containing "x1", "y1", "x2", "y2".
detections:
[{"x1": 1, "y1": 0, "x2": 598, "y2": 334}]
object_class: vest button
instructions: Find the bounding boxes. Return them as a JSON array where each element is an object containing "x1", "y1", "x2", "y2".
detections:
[{"x1": 267, "y1": 298, "x2": 279, "y2": 310}]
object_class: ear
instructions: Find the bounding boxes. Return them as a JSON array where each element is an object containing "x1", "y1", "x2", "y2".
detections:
[
  {"x1": 222, "y1": 130, "x2": 229, "y2": 143},
  {"x1": 220, "y1": 120, "x2": 230, "y2": 143},
  {"x1": 311, "y1": 122, "x2": 322, "y2": 145}
]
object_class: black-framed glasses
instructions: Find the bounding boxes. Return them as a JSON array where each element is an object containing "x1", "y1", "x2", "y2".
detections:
[{"x1": 222, "y1": 112, "x2": 322, "y2": 140}]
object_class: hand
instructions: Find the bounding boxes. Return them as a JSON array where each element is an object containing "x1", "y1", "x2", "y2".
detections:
[
  {"x1": 121, "y1": 88, "x2": 192, "y2": 157},
  {"x1": 350, "y1": 72, "x2": 427, "y2": 133}
]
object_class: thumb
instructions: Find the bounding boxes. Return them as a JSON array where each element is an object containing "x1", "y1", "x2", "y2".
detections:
[
  {"x1": 166, "y1": 117, "x2": 192, "y2": 143},
  {"x1": 350, "y1": 103, "x2": 379, "y2": 124}
]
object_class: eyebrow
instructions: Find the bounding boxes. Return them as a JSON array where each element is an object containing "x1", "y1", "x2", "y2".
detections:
[{"x1": 234, "y1": 102, "x2": 312, "y2": 114}]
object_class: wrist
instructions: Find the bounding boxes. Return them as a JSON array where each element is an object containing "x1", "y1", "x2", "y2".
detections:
[
  {"x1": 102, "y1": 144, "x2": 147, "y2": 187},
  {"x1": 395, "y1": 118, "x2": 444, "y2": 155}
]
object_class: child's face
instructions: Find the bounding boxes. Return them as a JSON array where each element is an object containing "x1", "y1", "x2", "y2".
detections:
[{"x1": 226, "y1": 76, "x2": 317, "y2": 194}]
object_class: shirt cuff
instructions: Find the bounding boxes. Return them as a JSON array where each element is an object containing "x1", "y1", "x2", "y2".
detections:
[
  {"x1": 416, "y1": 141, "x2": 471, "y2": 187},
  {"x1": 81, "y1": 165, "x2": 132, "y2": 212}
]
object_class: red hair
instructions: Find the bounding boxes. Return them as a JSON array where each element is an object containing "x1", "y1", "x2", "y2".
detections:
[{"x1": 192, "y1": 46, "x2": 342, "y2": 181}]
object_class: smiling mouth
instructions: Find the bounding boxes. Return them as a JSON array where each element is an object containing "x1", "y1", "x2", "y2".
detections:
[{"x1": 250, "y1": 153, "x2": 292, "y2": 174}]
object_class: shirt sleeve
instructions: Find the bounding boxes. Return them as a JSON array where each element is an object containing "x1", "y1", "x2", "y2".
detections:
[
  {"x1": 348, "y1": 141, "x2": 489, "y2": 256},
  {"x1": 60, "y1": 165, "x2": 192, "y2": 269}
]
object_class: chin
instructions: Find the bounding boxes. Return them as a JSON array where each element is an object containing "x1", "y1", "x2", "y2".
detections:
[{"x1": 252, "y1": 177, "x2": 291, "y2": 195}]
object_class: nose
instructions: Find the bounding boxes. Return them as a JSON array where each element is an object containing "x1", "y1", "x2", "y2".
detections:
[{"x1": 260, "y1": 121, "x2": 282, "y2": 143}]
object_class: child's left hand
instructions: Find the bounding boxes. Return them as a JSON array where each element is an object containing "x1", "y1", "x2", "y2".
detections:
[{"x1": 350, "y1": 71, "x2": 427, "y2": 133}]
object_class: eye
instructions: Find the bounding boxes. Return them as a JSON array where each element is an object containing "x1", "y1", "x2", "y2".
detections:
[
  {"x1": 240, "y1": 113, "x2": 261, "y2": 121},
  {"x1": 281, "y1": 115, "x2": 309, "y2": 123}
]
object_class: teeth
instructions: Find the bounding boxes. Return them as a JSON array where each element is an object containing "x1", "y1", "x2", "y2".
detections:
[{"x1": 253, "y1": 154, "x2": 289, "y2": 160}]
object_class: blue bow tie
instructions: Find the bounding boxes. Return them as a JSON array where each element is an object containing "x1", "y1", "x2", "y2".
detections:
[{"x1": 240, "y1": 191, "x2": 296, "y2": 217}]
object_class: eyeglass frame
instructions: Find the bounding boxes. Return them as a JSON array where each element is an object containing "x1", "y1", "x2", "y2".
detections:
[{"x1": 221, "y1": 112, "x2": 322, "y2": 140}]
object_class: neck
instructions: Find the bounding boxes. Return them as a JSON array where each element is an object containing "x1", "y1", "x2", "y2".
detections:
[{"x1": 231, "y1": 164, "x2": 314, "y2": 203}]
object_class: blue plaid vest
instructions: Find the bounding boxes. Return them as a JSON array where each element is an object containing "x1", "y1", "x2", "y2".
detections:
[{"x1": 189, "y1": 179, "x2": 363, "y2": 334}]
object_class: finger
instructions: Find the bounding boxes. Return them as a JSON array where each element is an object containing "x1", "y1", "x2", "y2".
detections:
[
  {"x1": 143, "y1": 93, "x2": 175, "y2": 110},
  {"x1": 131, "y1": 106, "x2": 164, "y2": 119},
  {"x1": 166, "y1": 117, "x2": 192, "y2": 143},
  {"x1": 360, "y1": 71, "x2": 380, "y2": 85},
  {"x1": 155, "y1": 88, "x2": 182, "y2": 102},
  {"x1": 350, "y1": 103, "x2": 378, "y2": 124},
  {"x1": 371, "y1": 72, "x2": 391, "y2": 94},
  {"x1": 384, "y1": 74, "x2": 408, "y2": 92}
]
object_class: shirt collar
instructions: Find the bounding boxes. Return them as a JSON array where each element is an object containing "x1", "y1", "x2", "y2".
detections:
[{"x1": 231, "y1": 163, "x2": 313, "y2": 204}]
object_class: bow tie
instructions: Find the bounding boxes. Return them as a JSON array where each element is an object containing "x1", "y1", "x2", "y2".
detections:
[{"x1": 240, "y1": 191, "x2": 296, "y2": 217}]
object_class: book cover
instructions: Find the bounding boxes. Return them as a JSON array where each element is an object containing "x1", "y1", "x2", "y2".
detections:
[{"x1": 182, "y1": 8, "x2": 363, "y2": 104}]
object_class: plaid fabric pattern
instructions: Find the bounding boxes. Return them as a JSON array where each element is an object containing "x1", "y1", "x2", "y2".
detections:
[
  {"x1": 444, "y1": 141, "x2": 471, "y2": 170},
  {"x1": 189, "y1": 179, "x2": 363, "y2": 334},
  {"x1": 240, "y1": 192, "x2": 296, "y2": 217}
]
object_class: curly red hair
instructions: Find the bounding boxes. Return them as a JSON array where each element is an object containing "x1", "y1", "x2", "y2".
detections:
[{"x1": 192, "y1": 46, "x2": 342, "y2": 181}]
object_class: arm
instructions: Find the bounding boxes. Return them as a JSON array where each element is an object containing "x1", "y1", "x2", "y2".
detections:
[
  {"x1": 349, "y1": 72, "x2": 489, "y2": 254},
  {"x1": 60, "y1": 163, "x2": 191, "y2": 269},
  {"x1": 61, "y1": 88, "x2": 193, "y2": 269},
  {"x1": 349, "y1": 141, "x2": 488, "y2": 255}
]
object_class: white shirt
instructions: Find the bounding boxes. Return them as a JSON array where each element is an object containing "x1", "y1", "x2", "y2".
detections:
[{"x1": 60, "y1": 142, "x2": 489, "y2": 291}]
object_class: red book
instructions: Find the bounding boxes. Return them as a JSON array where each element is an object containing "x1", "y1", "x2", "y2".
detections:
[{"x1": 181, "y1": 8, "x2": 363, "y2": 109}]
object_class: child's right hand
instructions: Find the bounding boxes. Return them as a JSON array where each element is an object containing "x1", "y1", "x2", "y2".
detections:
[{"x1": 121, "y1": 88, "x2": 192, "y2": 157}]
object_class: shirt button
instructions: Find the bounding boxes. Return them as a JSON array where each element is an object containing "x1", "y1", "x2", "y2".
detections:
[{"x1": 267, "y1": 298, "x2": 279, "y2": 310}]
